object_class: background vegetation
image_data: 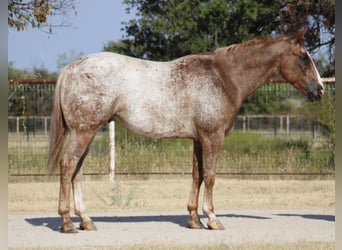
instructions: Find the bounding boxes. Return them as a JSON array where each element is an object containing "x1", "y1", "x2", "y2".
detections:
[
  {"x1": 8, "y1": 0, "x2": 76, "y2": 33},
  {"x1": 8, "y1": 0, "x2": 335, "y2": 180},
  {"x1": 8, "y1": 126, "x2": 335, "y2": 179},
  {"x1": 107, "y1": 0, "x2": 334, "y2": 74}
]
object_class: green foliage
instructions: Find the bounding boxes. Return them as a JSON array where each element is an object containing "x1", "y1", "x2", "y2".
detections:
[
  {"x1": 8, "y1": 62, "x2": 31, "y2": 79},
  {"x1": 8, "y1": 84, "x2": 55, "y2": 118},
  {"x1": 278, "y1": 0, "x2": 335, "y2": 52},
  {"x1": 110, "y1": 0, "x2": 280, "y2": 60},
  {"x1": 239, "y1": 82, "x2": 335, "y2": 143},
  {"x1": 300, "y1": 86, "x2": 335, "y2": 141},
  {"x1": 8, "y1": 62, "x2": 57, "y2": 79},
  {"x1": 106, "y1": 0, "x2": 334, "y2": 64},
  {"x1": 239, "y1": 84, "x2": 301, "y2": 115},
  {"x1": 219, "y1": 131, "x2": 334, "y2": 174},
  {"x1": 8, "y1": 0, "x2": 77, "y2": 33},
  {"x1": 8, "y1": 64, "x2": 56, "y2": 117}
]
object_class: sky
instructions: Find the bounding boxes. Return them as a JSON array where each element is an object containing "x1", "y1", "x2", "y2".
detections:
[{"x1": 8, "y1": 1, "x2": 134, "y2": 73}]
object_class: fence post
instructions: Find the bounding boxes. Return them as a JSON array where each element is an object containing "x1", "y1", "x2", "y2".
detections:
[
  {"x1": 273, "y1": 116, "x2": 278, "y2": 136},
  {"x1": 279, "y1": 115, "x2": 283, "y2": 133},
  {"x1": 44, "y1": 117, "x2": 48, "y2": 136},
  {"x1": 109, "y1": 120, "x2": 116, "y2": 182},
  {"x1": 16, "y1": 117, "x2": 19, "y2": 134},
  {"x1": 242, "y1": 116, "x2": 246, "y2": 132}
]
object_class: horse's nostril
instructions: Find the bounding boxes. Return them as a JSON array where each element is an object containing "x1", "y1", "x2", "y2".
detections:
[{"x1": 308, "y1": 85, "x2": 324, "y2": 102}]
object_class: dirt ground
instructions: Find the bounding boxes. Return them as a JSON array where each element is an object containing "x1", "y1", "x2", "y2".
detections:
[
  {"x1": 8, "y1": 179, "x2": 335, "y2": 248},
  {"x1": 8, "y1": 209, "x2": 334, "y2": 248}
]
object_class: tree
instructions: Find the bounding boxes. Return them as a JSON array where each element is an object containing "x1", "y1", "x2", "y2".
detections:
[
  {"x1": 8, "y1": 62, "x2": 31, "y2": 79},
  {"x1": 103, "y1": 39, "x2": 145, "y2": 59},
  {"x1": 278, "y1": 0, "x2": 335, "y2": 51},
  {"x1": 106, "y1": 0, "x2": 334, "y2": 64},
  {"x1": 111, "y1": 0, "x2": 281, "y2": 60},
  {"x1": 278, "y1": 0, "x2": 335, "y2": 76},
  {"x1": 8, "y1": 0, "x2": 77, "y2": 33}
]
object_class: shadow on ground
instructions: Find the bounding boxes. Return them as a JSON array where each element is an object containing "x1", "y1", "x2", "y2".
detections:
[
  {"x1": 25, "y1": 212, "x2": 271, "y2": 232},
  {"x1": 275, "y1": 213, "x2": 335, "y2": 222}
]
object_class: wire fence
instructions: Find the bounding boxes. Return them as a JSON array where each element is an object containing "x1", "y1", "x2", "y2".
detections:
[
  {"x1": 8, "y1": 79, "x2": 335, "y2": 180},
  {"x1": 7, "y1": 114, "x2": 321, "y2": 137}
]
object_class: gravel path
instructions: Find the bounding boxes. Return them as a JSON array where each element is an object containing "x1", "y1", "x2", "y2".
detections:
[{"x1": 8, "y1": 209, "x2": 334, "y2": 248}]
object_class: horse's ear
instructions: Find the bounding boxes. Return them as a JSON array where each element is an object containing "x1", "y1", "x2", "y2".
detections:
[{"x1": 292, "y1": 27, "x2": 307, "y2": 43}]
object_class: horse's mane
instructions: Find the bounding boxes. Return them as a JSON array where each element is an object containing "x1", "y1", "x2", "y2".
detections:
[{"x1": 222, "y1": 36, "x2": 289, "y2": 54}]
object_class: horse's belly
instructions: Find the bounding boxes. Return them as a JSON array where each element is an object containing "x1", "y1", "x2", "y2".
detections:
[{"x1": 114, "y1": 106, "x2": 195, "y2": 139}]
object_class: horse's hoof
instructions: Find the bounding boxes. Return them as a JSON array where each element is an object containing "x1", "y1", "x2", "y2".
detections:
[
  {"x1": 80, "y1": 221, "x2": 97, "y2": 231},
  {"x1": 207, "y1": 219, "x2": 225, "y2": 230},
  {"x1": 60, "y1": 222, "x2": 78, "y2": 233},
  {"x1": 187, "y1": 218, "x2": 205, "y2": 229}
]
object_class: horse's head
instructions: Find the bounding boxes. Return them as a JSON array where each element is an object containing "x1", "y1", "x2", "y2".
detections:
[{"x1": 278, "y1": 28, "x2": 324, "y2": 102}]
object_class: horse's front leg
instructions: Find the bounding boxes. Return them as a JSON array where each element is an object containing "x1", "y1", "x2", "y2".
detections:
[
  {"x1": 200, "y1": 130, "x2": 225, "y2": 230},
  {"x1": 187, "y1": 140, "x2": 204, "y2": 229}
]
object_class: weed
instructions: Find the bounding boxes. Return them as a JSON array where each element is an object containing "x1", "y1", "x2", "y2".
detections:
[{"x1": 93, "y1": 181, "x2": 136, "y2": 208}]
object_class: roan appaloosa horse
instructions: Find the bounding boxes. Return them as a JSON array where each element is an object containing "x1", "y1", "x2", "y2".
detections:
[{"x1": 48, "y1": 28, "x2": 324, "y2": 233}]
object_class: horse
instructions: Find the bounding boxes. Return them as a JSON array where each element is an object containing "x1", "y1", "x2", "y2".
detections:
[{"x1": 48, "y1": 28, "x2": 324, "y2": 233}]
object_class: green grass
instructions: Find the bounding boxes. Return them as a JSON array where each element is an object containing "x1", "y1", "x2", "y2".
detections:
[
  {"x1": 218, "y1": 132, "x2": 334, "y2": 174},
  {"x1": 8, "y1": 127, "x2": 335, "y2": 179}
]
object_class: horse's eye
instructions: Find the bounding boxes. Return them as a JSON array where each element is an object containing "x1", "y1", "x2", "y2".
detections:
[{"x1": 299, "y1": 54, "x2": 310, "y2": 67}]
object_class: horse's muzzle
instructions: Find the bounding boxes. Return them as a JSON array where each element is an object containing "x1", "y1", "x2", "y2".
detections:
[{"x1": 308, "y1": 85, "x2": 324, "y2": 102}]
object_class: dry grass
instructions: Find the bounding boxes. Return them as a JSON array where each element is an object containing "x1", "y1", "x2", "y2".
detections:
[
  {"x1": 8, "y1": 178, "x2": 335, "y2": 213},
  {"x1": 8, "y1": 241, "x2": 334, "y2": 250}
]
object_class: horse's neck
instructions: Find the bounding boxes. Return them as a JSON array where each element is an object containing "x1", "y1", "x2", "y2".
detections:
[{"x1": 216, "y1": 43, "x2": 285, "y2": 103}]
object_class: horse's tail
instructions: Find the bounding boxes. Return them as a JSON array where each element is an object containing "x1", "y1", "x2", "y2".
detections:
[{"x1": 47, "y1": 73, "x2": 66, "y2": 174}]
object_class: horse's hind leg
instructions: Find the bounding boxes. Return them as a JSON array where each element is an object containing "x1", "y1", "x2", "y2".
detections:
[
  {"x1": 72, "y1": 149, "x2": 97, "y2": 231},
  {"x1": 187, "y1": 140, "x2": 205, "y2": 229},
  {"x1": 58, "y1": 130, "x2": 96, "y2": 233}
]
